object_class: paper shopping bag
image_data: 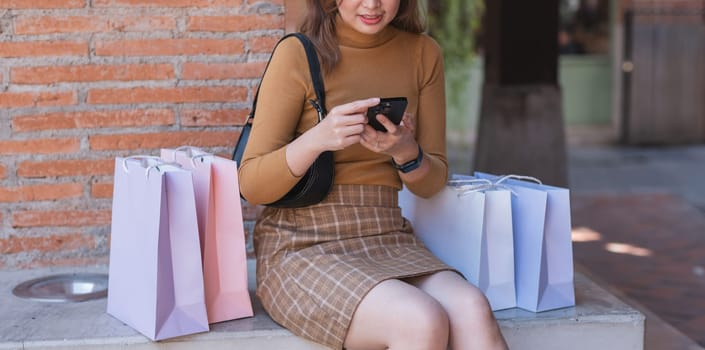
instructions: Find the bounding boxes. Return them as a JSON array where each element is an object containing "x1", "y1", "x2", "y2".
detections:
[
  {"x1": 475, "y1": 172, "x2": 575, "y2": 312},
  {"x1": 399, "y1": 175, "x2": 516, "y2": 311},
  {"x1": 108, "y1": 156, "x2": 208, "y2": 340},
  {"x1": 162, "y1": 147, "x2": 253, "y2": 324}
]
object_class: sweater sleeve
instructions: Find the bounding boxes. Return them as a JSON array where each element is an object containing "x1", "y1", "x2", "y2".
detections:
[
  {"x1": 403, "y1": 35, "x2": 449, "y2": 198},
  {"x1": 238, "y1": 37, "x2": 312, "y2": 204}
]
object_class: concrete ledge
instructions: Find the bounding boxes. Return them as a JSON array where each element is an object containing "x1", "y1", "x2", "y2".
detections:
[
  {"x1": 0, "y1": 261, "x2": 644, "y2": 350},
  {"x1": 497, "y1": 271, "x2": 644, "y2": 349}
]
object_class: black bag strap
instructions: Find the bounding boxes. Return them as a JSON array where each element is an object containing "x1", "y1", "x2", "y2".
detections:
[
  {"x1": 248, "y1": 33, "x2": 327, "y2": 123},
  {"x1": 234, "y1": 33, "x2": 333, "y2": 207}
]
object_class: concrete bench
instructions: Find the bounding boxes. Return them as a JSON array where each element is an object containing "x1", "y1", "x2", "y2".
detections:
[{"x1": 0, "y1": 260, "x2": 644, "y2": 350}]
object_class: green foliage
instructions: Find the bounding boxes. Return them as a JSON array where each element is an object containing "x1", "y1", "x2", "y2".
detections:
[
  {"x1": 425, "y1": 0, "x2": 485, "y2": 134},
  {"x1": 426, "y1": 0, "x2": 484, "y2": 68}
]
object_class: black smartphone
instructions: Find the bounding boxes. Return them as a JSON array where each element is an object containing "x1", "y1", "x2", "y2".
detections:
[{"x1": 366, "y1": 97, "x2": 408, "y2": 132}]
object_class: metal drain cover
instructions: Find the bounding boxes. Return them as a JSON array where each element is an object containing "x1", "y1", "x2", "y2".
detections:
[{"x1": 12, "y1": 273, "x2": 108, "y2": 303}]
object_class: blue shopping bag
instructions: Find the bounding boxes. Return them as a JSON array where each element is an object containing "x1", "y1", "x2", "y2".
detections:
[{"x1": 475, "y1": 172, "x2": 575, "y2": 312}]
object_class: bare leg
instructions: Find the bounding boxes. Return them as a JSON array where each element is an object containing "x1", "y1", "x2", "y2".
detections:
[
  {"x1": 406, "y1": 271, "x2": 508, "y2": 350},
  {"x1": 343, "y1": 278, "x2": 450, "y2": 350}
]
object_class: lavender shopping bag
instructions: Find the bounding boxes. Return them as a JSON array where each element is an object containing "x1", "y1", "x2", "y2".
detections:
[
  {"x1": 161, "y1": 147, "x2": 253, "y2": 324},
  {"x1": 475, "y1": 172, "x2": 575, "y2": 312},
  {"x1": 108, "y1": 156, "x2": 209, "y2": 340},
  {"x1": 399, "y1": 175, "x2": 516, "y2": 311}
]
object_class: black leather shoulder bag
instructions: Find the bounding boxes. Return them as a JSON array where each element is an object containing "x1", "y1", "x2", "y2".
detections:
[{"x1": 232, "y1": 33, "x2": 334, "y2": 208}]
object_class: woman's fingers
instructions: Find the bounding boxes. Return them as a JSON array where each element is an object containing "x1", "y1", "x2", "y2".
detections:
[
  {"x1": 374, "y1": 114, "x2": 398, "y2": 133},
  {"x1": 336, "y1": 123, "x2": 366, "y2": 138},
  {"x1": 373, "y1": 112, "x2": 415, "y2": 134},
  {"x1": 340, "y1": 113, "x2": 368, "y2": 126},
  {"x1": 321, "y1": 116, "x2": 367, "y2": 150},
  {"x1": 359, "y1": 136, "x2": 379, "y2": 152},
  {"x1": 329, "y1": 97, "x2": 380, "y2": 116},
  {"x1": 360, "y1": 127, "x2": 392, "y2": 152},
  {"x1": 359, "y1": 111, "x2": 418, "y2": 155},
  {"x1": 401, "y1": 113, "x2": 416, "y2": 133}
]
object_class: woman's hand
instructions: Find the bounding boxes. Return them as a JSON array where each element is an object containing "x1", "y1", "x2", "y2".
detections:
[
  {"x1": 360, "y1": 112, "x2": 419, "y2": 165},
  {"x1": 310, "y1": 97, "x2": 380, "y2": 152},
  {"x1": 285, "y1": 97, "x2": 379, "y2": 177}
]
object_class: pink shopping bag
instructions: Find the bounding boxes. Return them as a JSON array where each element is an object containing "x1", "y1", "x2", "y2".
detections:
[
  {"x1": 107, "y1": 156, "x2": 208, "y2": 340},
  {"x1": 162, "y1": 147, "x2": 253, "y2": 324}
]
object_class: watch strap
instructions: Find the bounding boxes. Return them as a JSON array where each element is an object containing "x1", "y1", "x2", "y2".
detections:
[{"x1": 392, "y1": 144, "x2": 423, "y2": 173}]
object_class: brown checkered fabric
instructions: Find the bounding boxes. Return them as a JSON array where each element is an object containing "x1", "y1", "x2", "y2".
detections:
[{"x1": 253, "y1": 184, "x2": 453, "y2": 349}]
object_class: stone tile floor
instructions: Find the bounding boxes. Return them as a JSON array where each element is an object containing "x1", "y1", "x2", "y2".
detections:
[
  {"x1": 571, "y1": 193, "x2": 705, "y2": 348},
  {"x1": 567, "y1": 144, "x2": 705, "y2": 347}
]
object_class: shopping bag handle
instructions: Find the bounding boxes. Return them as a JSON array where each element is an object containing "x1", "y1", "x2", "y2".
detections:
[
  {"x1": 168, "y1": 146, "x2": 214, "y2": 168},
  {"x1": 493, "y1": 174, "x2": 543, "y2": 185},
  {"x1": 145, "y1": 163, "x2": 182, "y2": 179},
  {"x1": 172, "y1": 146, "x2": 207, "y2": 158},
  {"x1": 448, "y1": 178, "x2": 493, "y2": 191},
  {"x1": 122, "y1": 156, "x2": 182, "y2": 179},
  {"x1": 448, "y1": 174, "x2": 542, "y2": 198},
  {"x1": 121, "y1": 156, "x2": 163, "y2": 173},
  {"x1": 448, "y1": 178, "x2": 506, "y2": 197}
]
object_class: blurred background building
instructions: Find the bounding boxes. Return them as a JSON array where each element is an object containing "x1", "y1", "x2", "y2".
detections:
[{"x1": 437, "y1": 0, "x2": 704, "y2": 158}]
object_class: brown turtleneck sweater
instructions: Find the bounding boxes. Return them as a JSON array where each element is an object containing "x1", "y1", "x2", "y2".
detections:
[{"x1": 239, "y1": 18, "x2": 447, "y2": 205}]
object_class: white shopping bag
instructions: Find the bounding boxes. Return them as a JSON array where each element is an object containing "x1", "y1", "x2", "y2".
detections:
[
  {"x1": 108, "y1": 156, "x2": 209, "y2": 340},
  {"x1": 399, "y1": 175, "x2": 516, "y2": 311},
  {"x1": 475, "y1": 172, "x2": 575, "y2": 312}
]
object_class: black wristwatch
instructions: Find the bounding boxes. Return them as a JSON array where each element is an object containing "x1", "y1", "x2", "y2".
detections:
[{"x1": 392, "y1": 144, "x2": 423, "y2": 173}]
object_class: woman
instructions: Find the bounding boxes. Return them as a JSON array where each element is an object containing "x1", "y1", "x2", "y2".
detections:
[{"x1": 239, "y1": 0, "x2": 508, "y2": 349}]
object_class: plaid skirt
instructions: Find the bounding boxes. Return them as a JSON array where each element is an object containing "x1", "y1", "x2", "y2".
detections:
[{"x1": 253, "y1": 184, "x2": 453, "y2": 349}]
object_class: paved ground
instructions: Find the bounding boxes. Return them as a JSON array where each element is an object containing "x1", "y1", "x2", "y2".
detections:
[
  {"x1": 569, "y1": 145, "x2": 705, "y2": 347},
  {"x1": 571, "y1": 192, "x2": 705, "y2": 347},
  {"x1": 450, "y1": 142, "x2": 705, "y2": 347}
]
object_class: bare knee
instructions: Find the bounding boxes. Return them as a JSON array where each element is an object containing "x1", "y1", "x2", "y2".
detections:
[
  {"x1": 406, "y1": 272, "x2": 507, "y2": 349},
  {"x1": 451, "y1": 284, "x2": 496, "y2": 325},
  {"x1": 344, "y1": 280, "x2": 451, "y2": 350},
  {"x1": 389, "y1": 296, "x2": 450, "y2": 350}
]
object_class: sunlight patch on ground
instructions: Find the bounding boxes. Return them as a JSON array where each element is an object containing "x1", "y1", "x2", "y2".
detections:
[
  {"x1": 571, "y1": 227, "x2": 603, "y2": 242},
  {"x1": 604, "y1": 242, "x2": 653, "y2": 257}
]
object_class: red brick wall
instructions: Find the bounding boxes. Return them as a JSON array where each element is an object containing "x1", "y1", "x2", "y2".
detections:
[{"x1": 0, "y1": 0, "x2": 284, "y2": 270}]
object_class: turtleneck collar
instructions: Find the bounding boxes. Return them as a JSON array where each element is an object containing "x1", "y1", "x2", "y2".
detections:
[{"x1": 335, "y1": 14, "x2": 398, "y2": 49}]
